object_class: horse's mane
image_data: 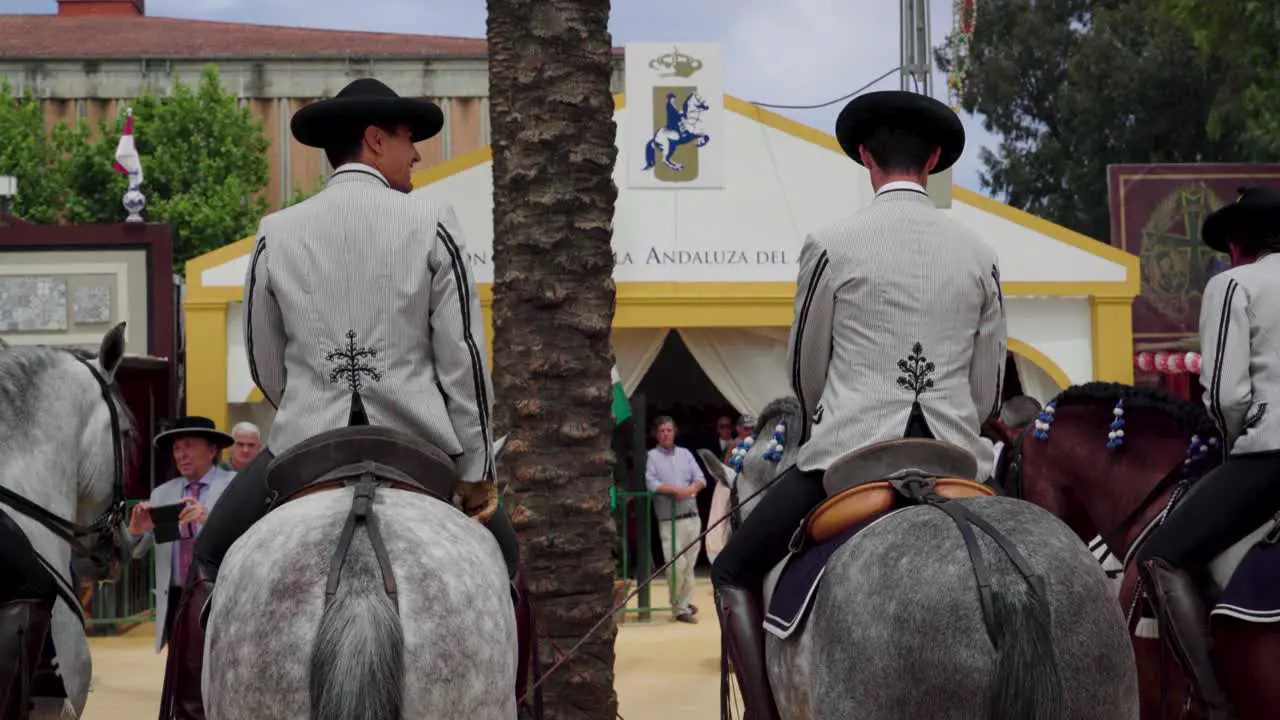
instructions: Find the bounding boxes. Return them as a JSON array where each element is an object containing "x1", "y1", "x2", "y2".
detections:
[
  {"x1": 1051, "y1": 381, "x2": 1215, "y2": 435},
  {"x1": 755, "y1": 396, "x2": 803, "y2": 438},
  {"x1": 748, "y1": 396, "x2": 804, "y2": 474},
  {"x1": 0, "y1": 346, "x2": 65, "y2": 427}
]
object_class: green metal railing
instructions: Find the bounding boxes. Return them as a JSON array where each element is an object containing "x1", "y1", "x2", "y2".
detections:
[{"x1": 612, "y1": 490, "x2": 685, "y2": 622}]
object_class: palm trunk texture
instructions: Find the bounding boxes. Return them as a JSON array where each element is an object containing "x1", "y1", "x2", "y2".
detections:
[{"x1": 486, "y1": 0, "x2": 620, "y2": 718}]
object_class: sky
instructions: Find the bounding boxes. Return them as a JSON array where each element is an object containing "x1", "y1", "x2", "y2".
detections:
[{"x1": 11, "y1": 0, "x2": 998, "y2": 195}]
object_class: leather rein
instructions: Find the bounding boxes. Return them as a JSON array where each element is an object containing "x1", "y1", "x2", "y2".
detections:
[{"x1": 0, "y1": 355, "x2": 128, "y2": 625}]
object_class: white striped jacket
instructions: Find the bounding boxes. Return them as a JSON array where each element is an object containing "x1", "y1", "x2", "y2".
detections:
[
  {"x1": 788, "y1": 182, "x2": 1008, "y2": 480},
  {"x1": 1199, "y1": 252, "x2": 1280, "y2": 456},
  {"x1": 243, "y1": 163, "x2": 495, "y2": 483}
]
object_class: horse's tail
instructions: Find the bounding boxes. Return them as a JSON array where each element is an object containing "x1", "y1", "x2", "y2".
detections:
[
  {"x1": 989, "y1": 552, "x2": 1064, "y2": 720},
  {"x1": 309, "y1": 529, "x2": 404, "y2": 720},
  {"x1": 644, "y1": 140, "x2": 656, "y2": 168}
]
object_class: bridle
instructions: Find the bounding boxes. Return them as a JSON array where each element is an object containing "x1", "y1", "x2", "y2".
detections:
[{"x1": 0, "y1": 353, "x2": 129, "y2": 625}]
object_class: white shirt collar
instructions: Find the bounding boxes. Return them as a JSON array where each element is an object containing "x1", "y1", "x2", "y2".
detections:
[
  {"x1": 327, "y1": 163, "x2": 390, "y2": 188},
  {"x1": 875, "y1": 180, "x2": 928, "y2": 197}
]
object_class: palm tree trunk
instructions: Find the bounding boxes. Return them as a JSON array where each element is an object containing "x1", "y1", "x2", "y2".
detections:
[{"x1": 486, "y1": 0, "x2": 620, "y2": 717}]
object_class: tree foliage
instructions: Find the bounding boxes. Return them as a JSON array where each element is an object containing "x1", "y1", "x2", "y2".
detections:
[
  {"x1": 1164, "y1": 0, "x2": 1280, "y2": 157},
  {"x1": 939, "y1": 0, "x2": 1249, "y2": 242},
  {"x1": 0, "y1": 83, "x2": 77, "y2": 223},
  {"x1": 0, "y1": 66, "x2": 271, "y2": 269}
]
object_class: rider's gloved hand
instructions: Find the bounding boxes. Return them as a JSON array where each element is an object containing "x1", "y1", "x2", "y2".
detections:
[{"x1": 456, "y1": 481, "x2": 499, "y2": 524}]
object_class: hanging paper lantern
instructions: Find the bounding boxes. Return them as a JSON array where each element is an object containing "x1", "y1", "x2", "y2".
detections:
[{"x1": 1135, "y1": 352, "x2": 1154, "y2": 372}]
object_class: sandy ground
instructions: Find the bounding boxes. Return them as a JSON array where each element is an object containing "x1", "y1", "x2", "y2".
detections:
[{"x1": 80, "y1": 577, "x2": 721, "y2": 719}]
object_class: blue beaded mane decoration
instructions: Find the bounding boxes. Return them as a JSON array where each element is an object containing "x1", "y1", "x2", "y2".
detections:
[
  {"x1": 1182, "y1": 434, "x2": 1219, "y2": 475},
  {"x1": 727, "y1": 419, "x2": 787, "y2": 472},
  {"x1": 1106, "y1": 399, "x2": 1126, "y2": 450},
  {"x1": 763, "y1": 420, "x2": 787, "y2": 462},
  {"x1": 1032, "y1": 400, "x2": 1057, "y2": 440},
  {"x1": 727, "y1": 435, "x2": 754, "y2": 473}
]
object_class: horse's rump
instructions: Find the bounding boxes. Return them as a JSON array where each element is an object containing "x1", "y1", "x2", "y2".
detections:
[
  {"x1": 205, "y1": 489, "x2": 515, "y2": 720},
  {"x1": 789, "y1": 497, "x2": 1136, "y2": 719}
]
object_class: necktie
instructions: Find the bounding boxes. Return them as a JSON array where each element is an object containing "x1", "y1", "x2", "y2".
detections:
[{"x1": 176, "y1": 482, "x2": 203, "y2": 584}]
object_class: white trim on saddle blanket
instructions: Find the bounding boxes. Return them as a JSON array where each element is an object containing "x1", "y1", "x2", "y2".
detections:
[
  {"x1": 761, "y1": 508, "x2": 908, "y2": 641},
  {"x1": 1091, "y1": 517, "x2": 1280, "y2": 636}
]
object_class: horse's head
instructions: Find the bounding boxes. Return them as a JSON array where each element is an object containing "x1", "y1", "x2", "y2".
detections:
[
  {"x1": 685, "y1": 91, "x2": 710, "y2": 113},
  {"x1": 734, "y1": 396, "x2": 805, "y2": 522},
  {"x1": 1015, "y1": 381, "x2": 1221, "y2": 550},
  {"x1": 71, "y1": 323, "x2": 137, "y2": 582},
  {"x1": 0, "y1": 323, "x2": 138, "y2": 583}
]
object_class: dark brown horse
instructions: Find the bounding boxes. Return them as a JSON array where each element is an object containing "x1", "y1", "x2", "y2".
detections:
[{"x1": 1003, "y1": 382, "x2": 1280, "y2": 720}]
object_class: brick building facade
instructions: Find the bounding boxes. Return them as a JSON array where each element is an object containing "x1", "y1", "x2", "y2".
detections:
[{"x1": 1, "y1": 0, "x2": 624, "y2": 209}]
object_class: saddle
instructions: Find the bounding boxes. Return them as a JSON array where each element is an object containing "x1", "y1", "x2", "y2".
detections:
[
  {"x1": 266, "y1": 425, "x2": 461, "y2": 510},
  {"x1": 806, "y1": 439, "x2": 995, "y2": 543}
]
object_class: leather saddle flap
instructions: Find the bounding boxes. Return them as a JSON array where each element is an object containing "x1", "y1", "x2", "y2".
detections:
[
  {"x1": 823, "y1": 439, "x2": 979, "y2": 496},
  {"x1": 267, "y1": 425, "x2": 460, "y2": 506},
  {"x1": 807, "y1": 476, "x2": 997, "y2": 544}
]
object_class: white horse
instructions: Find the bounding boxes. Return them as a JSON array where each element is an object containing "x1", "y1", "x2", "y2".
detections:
[
  {"x1": 0, "y1": 324, "x2": 135, "y2": 719},
  {"x1": 702, "y1": 397, "x2": 1138, "y2": 719},
  {"x1": 203, "y1": 433, "x2": 516, "y2": 720},
  {"x1": 643, "y1": 90, "x2": 712, "y2": 172}
]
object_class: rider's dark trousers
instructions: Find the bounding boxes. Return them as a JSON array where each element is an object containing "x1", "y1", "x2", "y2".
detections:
[
  {"x1": 1136, "y1": 450, "x2": 1280, "y2": 569},
  {"x1": 0, "y1": 510, "x2": 58, "y2": 605},
  {"x1": 196, "y1": 449, "x2": 521, "y2": 580},
  {"x1": 709, "y1": 466, "x2": 826, "y2": 590}
]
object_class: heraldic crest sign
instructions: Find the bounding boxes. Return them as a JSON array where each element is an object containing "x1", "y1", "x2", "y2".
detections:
[{"x1": 625, "y1": 42, "x2": 725, "y2": 189}]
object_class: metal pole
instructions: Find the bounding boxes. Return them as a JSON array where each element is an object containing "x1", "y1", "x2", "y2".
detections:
[
  {"x1": 900, "y1": 0, "x2": 934, "y2": 97},
  {"x1": 631, "y1": 392, "x2": 652, "y2": 621},
  {"x1": 900, "y1": 0, "x2": 912, "y2": 91}
]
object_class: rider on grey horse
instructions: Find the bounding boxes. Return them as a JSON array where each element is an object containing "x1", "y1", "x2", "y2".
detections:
[
  {"x1": 196, "y1": 78, "x2": 519, "y2": 588},
  {"x1": 709, "y1": 90, "x2": 1007, "y2": 719},
  {"x1": 1134, "y1": 187, "x2": 1280, "y2": 720}
]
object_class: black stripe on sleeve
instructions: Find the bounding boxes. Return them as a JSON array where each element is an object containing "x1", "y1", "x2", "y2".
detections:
[
  {"x1": 791, "y1": 250, "x2": 830, "y2": 443},
  {"x1": 245, "y1": 237, "x2": 277, "y2": 410},
  {"x1": 435, "y1": 222, "x2": 494, "y2": 482}
]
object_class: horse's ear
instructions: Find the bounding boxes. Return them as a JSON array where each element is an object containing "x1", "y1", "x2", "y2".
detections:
[
  {"x1": 697, "y1": 449, "x2": 732, "y2": 488},
  {"x1": 98, "y1": 322, "x2": 126, "y2": 382}
]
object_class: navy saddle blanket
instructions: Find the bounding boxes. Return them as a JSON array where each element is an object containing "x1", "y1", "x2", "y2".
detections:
[
  {"x1": 763, "y1": 509, "x2": 903, "y2": 640},
  {"x1": 1211, "y1": 538, "x2": 1280, "y2": 624}
]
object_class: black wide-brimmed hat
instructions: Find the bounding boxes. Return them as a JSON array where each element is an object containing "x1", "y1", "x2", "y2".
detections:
[
  {"x1": 1201, "y1": 186, "x2": 1280, "y2": 254},
  {"x1": 290, "y1": 78, "x2": 444, "y2": 149},
  {"x1": 153, "y1": 416, "x2": 234, "y2": 451},
  {"x1": 835, "y1": 91, "x2": 966, "y2": 174}
]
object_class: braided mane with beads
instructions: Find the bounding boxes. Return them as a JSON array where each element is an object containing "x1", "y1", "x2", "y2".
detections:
[
  {"x1": 1033, "y1": 382, "x2": 1223, "y2": 471},
  {"x1": 1050, "y1": 382, "x2": 1215, "y2": 434}
]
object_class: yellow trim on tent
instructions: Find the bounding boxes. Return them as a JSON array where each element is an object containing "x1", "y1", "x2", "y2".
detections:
[{"x1": 186, "y1": 93, "x2": 1135, "y2": 426}]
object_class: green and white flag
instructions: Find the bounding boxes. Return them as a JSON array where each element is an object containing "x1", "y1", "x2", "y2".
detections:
[{"x1": 611, "y1": 365, "x2": 632, "y2": 424}]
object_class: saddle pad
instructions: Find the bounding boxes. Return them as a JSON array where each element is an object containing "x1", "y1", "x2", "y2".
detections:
[
  {"x1": 1212, "y1": 538, "x2": 1280, "y2": 623},
  {"x1": 764, "y1": 508, "x2": 906, "y2": 640}
]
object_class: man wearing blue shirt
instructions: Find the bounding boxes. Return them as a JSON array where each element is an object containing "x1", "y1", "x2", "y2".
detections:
[{"x1": 645, "y1": 416, "x2": 707, "y2": 623}]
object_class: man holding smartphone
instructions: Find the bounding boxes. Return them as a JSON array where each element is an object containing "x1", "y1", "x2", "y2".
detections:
[{"x1": 127, "y1": 416, "x2": 234, "y2": 718}]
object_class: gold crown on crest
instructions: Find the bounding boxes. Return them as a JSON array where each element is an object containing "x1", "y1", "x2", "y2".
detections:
[{"x1": 649, "y1": 46, "x2": 703, "y2": 78}]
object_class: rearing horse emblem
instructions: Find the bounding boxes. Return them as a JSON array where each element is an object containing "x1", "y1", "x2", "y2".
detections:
[{"x1": 642, "y1": 90, "x2": 712, "y2": 174}]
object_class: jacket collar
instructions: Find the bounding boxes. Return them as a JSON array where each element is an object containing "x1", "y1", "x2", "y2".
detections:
[{"x1": 327, "y1": 163, "x2": 390, "y2": 189}]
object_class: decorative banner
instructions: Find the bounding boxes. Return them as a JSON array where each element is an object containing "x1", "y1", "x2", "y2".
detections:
[
  {"x1": 624, "y1": 43, "x2": 725, "y2": 189},
  {"x1": 1106, "y1": 163, "x2": 1280, "y2": 348}
]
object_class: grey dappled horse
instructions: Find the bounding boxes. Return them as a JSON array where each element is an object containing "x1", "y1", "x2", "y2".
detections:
[
  {"x1": 203, "y1": 437, "x2": 516, "y2": 720},
  {"x1": 0, "y1": 325, "x2": 134, "y2": 720},
  {"x1": 704, "y1": 397, "x2": 1139, "y2": 720}
]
